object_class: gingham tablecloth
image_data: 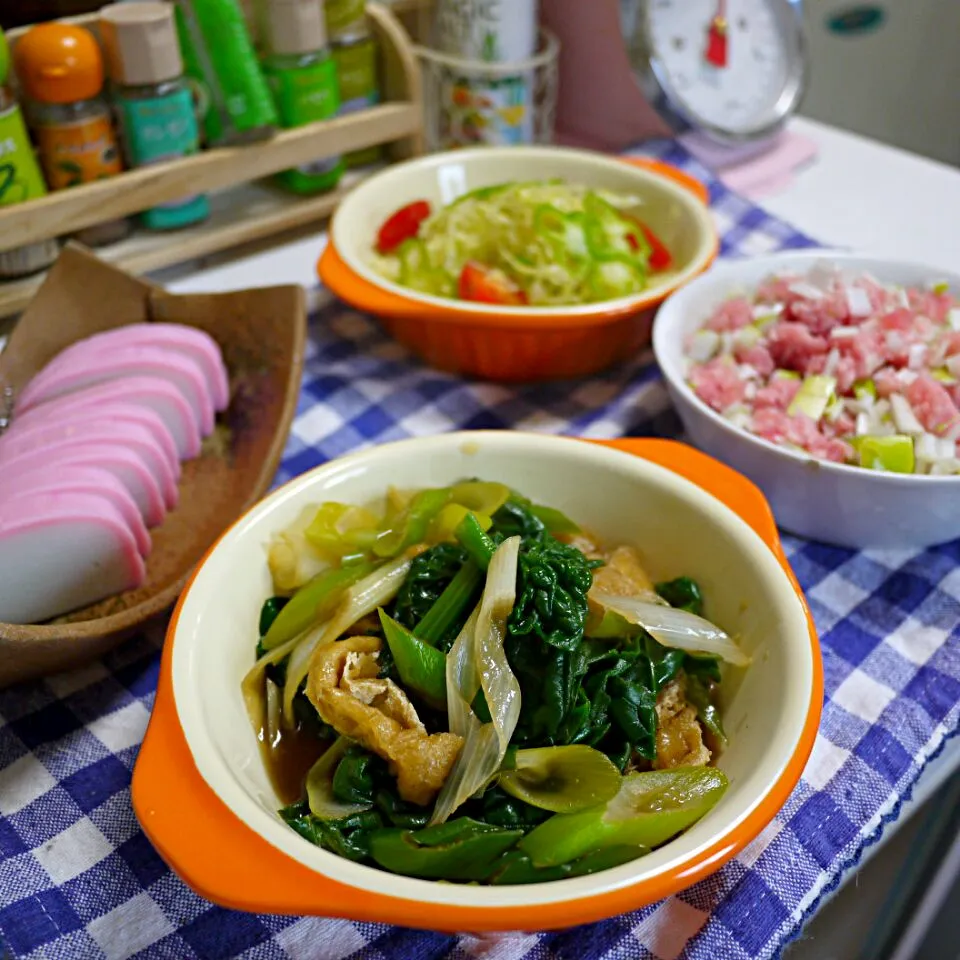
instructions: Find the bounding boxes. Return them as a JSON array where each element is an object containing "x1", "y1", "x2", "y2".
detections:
[{"x1": 1, "y1": 142, "x2": 958, "y2": 960}]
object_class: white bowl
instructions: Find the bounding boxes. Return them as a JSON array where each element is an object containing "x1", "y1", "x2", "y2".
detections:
[
  {"x1": 136, "y1": 432, "x2": 821, "y2": 931},
  {"x1": 653, "y1": 250, "x2": 960, "y2": 549}
]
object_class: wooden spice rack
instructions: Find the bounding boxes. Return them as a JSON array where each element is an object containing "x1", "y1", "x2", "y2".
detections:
[{"x1": 0, "y1": 1, "x2": 428, "y2": 319}]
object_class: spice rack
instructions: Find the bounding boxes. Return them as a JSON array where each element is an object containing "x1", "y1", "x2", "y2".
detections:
[{"x1": 0, "y1": 1, "x2": 427, "y2": 319}]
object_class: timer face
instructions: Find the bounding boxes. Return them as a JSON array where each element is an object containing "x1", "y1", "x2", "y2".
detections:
[{"x1": 642, "y1": 0, "x2": 805, "y2": 141}]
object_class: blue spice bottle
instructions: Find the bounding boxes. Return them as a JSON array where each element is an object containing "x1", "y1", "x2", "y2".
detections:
[{"x1": 100, "y1": 1, "x2": 210, "y2": 230}]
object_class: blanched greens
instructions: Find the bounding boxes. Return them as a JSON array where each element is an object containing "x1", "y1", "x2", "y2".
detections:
[{"x1": 248, "y1": 480, "x2": 741, "y2": 885}]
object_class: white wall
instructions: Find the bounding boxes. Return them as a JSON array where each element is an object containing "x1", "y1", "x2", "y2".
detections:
[{"x1": 800, "y1": 0, "x2": 960, "y2": 166}]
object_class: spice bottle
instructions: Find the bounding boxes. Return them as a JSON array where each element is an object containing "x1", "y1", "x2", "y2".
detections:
[
  {"x1": 13, "y1": 22, "x2": 131, "y2": 247},
  {"x1": 261, "y1": 0, "x2": 343, "y2": 194},
  {"x1": 174, "y1": 0, "x2": 278, "y2": 146},
  {"x1": 0, "y1": 29, "x2": 60, "y2": 280},
  {"x1": 331, "y1": 31, "x2": 382, "y2": 168},
  {"x1": 100, "y1": 2, "x2": 209, "y2": 230},
  {"x1": 323, "y1": 0, "x2": 368, "y2": 44}
]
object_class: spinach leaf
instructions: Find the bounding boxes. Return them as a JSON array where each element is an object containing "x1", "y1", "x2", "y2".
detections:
[
  {"x1": 331, "y1": 745, "x2": 431, "y2": 829},
  {"x1": 279, "y1": 801, "x2": 383, "y2": 863},
  {"x1": 509, "y1": 537, "x2": 594, "y2": 652},
  {"x1": 332, "y1": 745, "x2": 377, "y2": 804},
  {"x1": 655, "y1": 576, "x2": 703, "y2": 615},
  {"x1": 391, "y1": 544, "x2": 472, "y2": 650},
  {"x1": 489, "y1": 498, "x2": 546, "y2": 540},
  {"x1": 471, "y1": 786, "x2": 551, "y2": 830}
]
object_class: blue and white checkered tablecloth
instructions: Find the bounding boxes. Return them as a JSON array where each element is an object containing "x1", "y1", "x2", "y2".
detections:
[{"x1": 1, "y1": 142, "x2": 958, "y2": 960}]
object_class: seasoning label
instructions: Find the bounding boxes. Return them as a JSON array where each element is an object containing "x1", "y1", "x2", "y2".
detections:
[
  {"x1": 0, "y1": 105, "x2": 48, "y2": 205},
  {"x1": 332, "y1": 37, "x2": 378, "y2": 102},
  {"x1": 265, "y1": 59, "x2": 343, "y2": 188},
  {"x1": 35, "y1": 115, "x2": 122, "y2": 190},
  {"x1": 118, "y1": 90, "x2": 201, "y2": 167},
  {"x1": 438, "y1": 71, "x2": 533, "y2": 148},
  {"x1": 116, "y1": 90, "x2": 208, "y2": 225},
  {"x1": 267, "y1": 58, "x2": 341, "y2": 127}
]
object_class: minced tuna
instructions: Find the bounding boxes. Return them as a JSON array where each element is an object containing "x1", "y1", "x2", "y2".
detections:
[{"x1": 684, "y1": 264, "x2": 960, "y2": 475}]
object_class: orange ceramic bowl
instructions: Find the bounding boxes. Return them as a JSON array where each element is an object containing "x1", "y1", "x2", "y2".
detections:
[
  {"x1": 318, "y1": 147, "x2": 719, "y2": 381},
  {"x1": 132, "y1": 432, "x2": 821, "y2": 932}
]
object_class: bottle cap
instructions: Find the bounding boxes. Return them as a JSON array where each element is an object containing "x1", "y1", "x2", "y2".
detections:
[
  {"x1": 13, "y1": 23, "x2": 105, "y2": 103},
  {"x1": 263, "y1": 0, "x2": 328, "y2": 57},
  {"x1": 99, "y1": 2, "x2": 183, "y2": 86}
]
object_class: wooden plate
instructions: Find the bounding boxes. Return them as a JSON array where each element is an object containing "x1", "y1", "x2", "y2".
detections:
[{"x1": 0, "y1": 244, "x2": 306, "y2": 687}]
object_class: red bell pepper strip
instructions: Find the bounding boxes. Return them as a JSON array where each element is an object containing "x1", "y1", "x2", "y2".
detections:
[
  {"x1": 626, "y1": 222, "x2": 673, "y2": 272},
  {"x1": 376, "y1": 200, "x2": 432, "y2": 254},
  {"x1": 458, "y1": 262, "x2": 528, "y2": 305}
]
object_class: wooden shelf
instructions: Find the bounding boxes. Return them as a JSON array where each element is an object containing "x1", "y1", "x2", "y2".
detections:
[
  {"x1": 0, "y1": 1, "x2": 425, "y2": 316},
  {"x1": 0, "y1": 169, "x2": 381, "y2": 318}
]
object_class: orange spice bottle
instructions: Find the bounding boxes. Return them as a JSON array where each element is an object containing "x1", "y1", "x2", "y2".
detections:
[{"x1": 14, "y1": 22, "x2": 131, "y2": 246}]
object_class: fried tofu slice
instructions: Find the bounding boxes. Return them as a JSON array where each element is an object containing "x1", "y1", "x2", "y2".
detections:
[
  {"x1": 306, "y1": 635, "x2": 463, "y2": 805},
  {"x1": 653, "y1": 678, "x2": 711, "y2": 769}
]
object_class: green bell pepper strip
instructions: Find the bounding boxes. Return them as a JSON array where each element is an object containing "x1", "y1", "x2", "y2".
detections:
[
  {"x1": 413, "y1": 559, "x2": 483, "y2": 646},
  {"x1": 261, "y1": 561, "x2": 377, "y2": 651},
  {"x1": 374, "y1": 488, "x2": 454, "y2": 558},
  {"x1": 455, "y1": 512, "x2": 498, "y2": 570},
  {"x1": 377, "y1": 609, "x2": 448, "y2": 709},
  {"x1": 396, "y1": 238, "x2": 455, "y2": 297},
  {"x1": 368, "y1": 818, "x2": 524, "y2": 881},
  {"x1": 587, "y1": 255, "x2": 647, "y2": 302},
  {"x1": 534, "y1": 204, "x2": 589, "y2": 261},
  {"x1": 583, "y1": 192, "x2": 641, "y2": 261}
]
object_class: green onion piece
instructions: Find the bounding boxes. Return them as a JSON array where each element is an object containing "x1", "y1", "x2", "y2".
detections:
[
  {"x1": 374, "y1": 487, "x2": 453, "y2": 558},
  {"x1": 414, "y1": 559, "x2": 483, "y2": 646},
  {"x1": 858, "y1": 434, "x2": 915, "y2": 473},
  {"x1": 853, "y1": 378, "x2": 877, "y2": 401},
  {"x1": 787, "y1": 374, "x2": 837, "y2": 421},
  {"x1": 455, "y1": 511, "x2": 498, "y2": 570},
  {"x1": 378, "y1": 609, "x2": 448, "y2": 709},
  {"x1": 261, "y1": 562, "x2": 376, "y2": 651}
]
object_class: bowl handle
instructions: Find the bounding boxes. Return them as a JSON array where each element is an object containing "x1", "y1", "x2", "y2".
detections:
[
  {"x1": 589, "y1": 437, "x2": 782, "y2": 554},
  {"x1": 618, "y1": 157, "x2": 710, "y2": 206},
  {"x1": 317, "y1": 241, "x2": 447, "y2": 322}
]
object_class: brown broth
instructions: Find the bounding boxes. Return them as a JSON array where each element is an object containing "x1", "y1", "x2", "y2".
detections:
[{"x1": 258, "y1": 721, "x2": 329, "y2": 807}]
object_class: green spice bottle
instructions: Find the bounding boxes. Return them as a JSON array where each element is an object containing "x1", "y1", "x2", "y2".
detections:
[
  {"x1": 174, "y1": 0, "x2": 278, "y2": 146},
  {"x1": 261, "y1": 0, "x2": 344, "y2": 194},
  {"x1": 0, "y1": 30, "x2": 60, "y2": 279},
  {"x1": 100, "y1": 2, "x2": 210, "y2": 230}
]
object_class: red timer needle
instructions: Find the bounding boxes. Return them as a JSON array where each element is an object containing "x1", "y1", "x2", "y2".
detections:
[{"x1": 705, "y1": 0, "x2": 729, "y2": 68}]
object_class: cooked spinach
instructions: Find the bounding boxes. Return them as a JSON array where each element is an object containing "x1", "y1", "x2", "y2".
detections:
[
  {"x1": 267, "y1": 485, "x2": 728, "y2": 884},
  {"x1": 390, "y1": 543, "x2": 475, "y2": 651},
  {"x1": 655, "y1": 576, "x2": 703, "y2": 615}
]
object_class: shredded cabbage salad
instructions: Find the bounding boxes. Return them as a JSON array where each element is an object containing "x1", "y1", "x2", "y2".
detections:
[{"x1": 371, "y1": 181, "x2": 673, "y2": 307}]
